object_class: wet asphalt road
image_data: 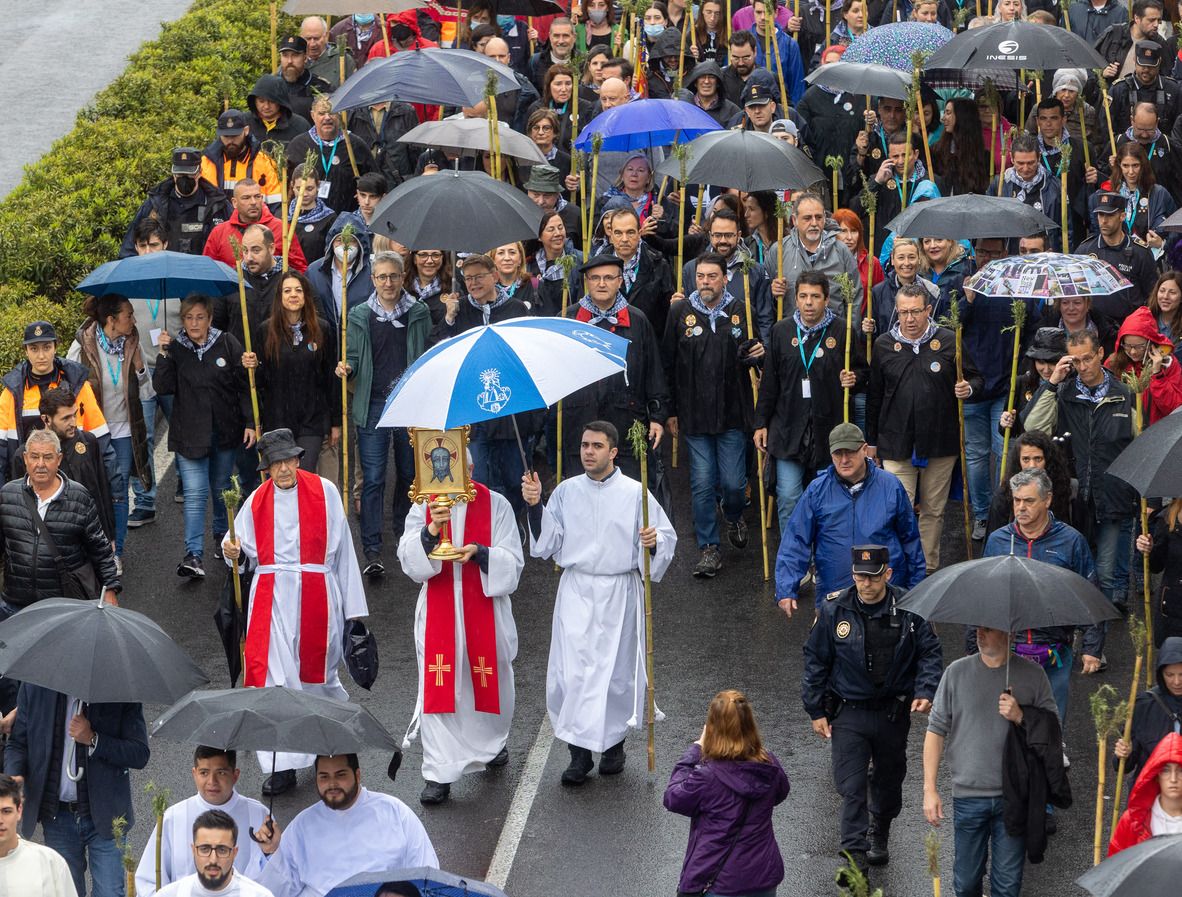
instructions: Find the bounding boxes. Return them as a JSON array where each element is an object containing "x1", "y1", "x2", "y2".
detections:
[
  {"x1": 0, "y1": 0, "x2": 192, "y2": 200},
  {"x1": 110, "y1": 448, "x2": 1120, "y2": 897}
]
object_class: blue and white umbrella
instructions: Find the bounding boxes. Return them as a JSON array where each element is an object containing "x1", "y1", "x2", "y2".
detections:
[{"x1": 378, "y1": 316, "x2": 629, "y2": 430}]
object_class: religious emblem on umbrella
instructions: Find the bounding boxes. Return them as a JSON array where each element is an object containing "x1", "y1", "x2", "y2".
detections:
[{"x1": 477, "y1": 368, "x2": 512, "y2": 414}]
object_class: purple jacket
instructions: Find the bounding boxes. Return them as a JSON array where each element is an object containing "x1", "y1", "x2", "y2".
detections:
[{"x1": 663, "y1": 744, "x2": 790, "y2": 895}]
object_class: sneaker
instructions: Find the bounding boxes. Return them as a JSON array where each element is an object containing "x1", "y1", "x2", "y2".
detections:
[
  {"x1": 174, "y1": 489, "x2": 185, "y2": 504},
  {"x1": 363, "y1": 557, "x2": 385, "y2": 577},
  {"x1": 726, "y1": 519, "x2": 749, "y2": 549},
  {"x1": 972, "y1": 518, "x2": 987, "y2": 541},
  {"x1": 177, "y1": 554, "x2": 204, "y2": 578},
  {"x1": 692, "y1": 546, "x2": 722, "y2": 578},
  {"x1": 114, "y1": 556, "x2": 124, "y2": 578},
  {"x1": 126, "y1": 509, "x2": 156, "y2": 528}
]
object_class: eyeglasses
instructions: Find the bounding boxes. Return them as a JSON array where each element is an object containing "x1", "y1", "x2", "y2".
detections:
[
  {"x1": 195, "y1": 845, "x2": 233, "y2": 858},
  {"x1": 896, "y1": 308, "x2": 928, "y2": 318},
  {"x1": 373, "y1": 273, "x2": 403, "y2": 283},
  {"x1": 708, "y1": 232, "x2": 738, "y2": 240},
  {"x1": 531, "y1": 123, "x2": 555, "y2": 133},
  {"x1": 463, "y1": 271, "x2": 493, "y2": 282},
  {"x1": 415, "y1": 251, "x2": 443, "y2": 260},
  {"x1": 585, "y1": 274, "x2": 621, "y2": 284}
]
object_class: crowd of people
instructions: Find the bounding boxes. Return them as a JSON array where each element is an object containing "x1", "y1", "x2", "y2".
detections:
[{"x1": 7, "y1": 1, "x2": 1182, "y2": 896}]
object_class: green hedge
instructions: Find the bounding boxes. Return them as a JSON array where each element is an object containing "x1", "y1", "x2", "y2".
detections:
[{"x1": 0, "y1": 0, "x2": 297, "y2": 368}]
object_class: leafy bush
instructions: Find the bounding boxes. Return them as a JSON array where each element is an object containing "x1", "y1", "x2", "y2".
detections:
[{"x1": 0, "y1": 0, "x2": 298, "y2": 369}]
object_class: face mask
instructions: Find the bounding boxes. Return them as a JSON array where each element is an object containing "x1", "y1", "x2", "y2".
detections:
[
  {"x1": 174, "y1": 175, "x2": 197, "y2": 194},
  {"x1": 334, "y1": 244, "x2": 359, "y2": 264},
  {"x1": 588, "y1": 8, "x2": 608, "y2": 22},
  {"x1": 353, "y1": 13, "x2": 375, "y2": 25},
  {"x1": 497, "y1": 15, "x2": 517, "y2": 31},
  {"x1": 391, "y1": 23, "x2": 414, "y2": 41}
]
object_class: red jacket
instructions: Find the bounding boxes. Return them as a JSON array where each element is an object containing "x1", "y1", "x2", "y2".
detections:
[
  {"x1": 367, "y1": 12, "x2": 440, "y2": 123},
  {"x1": 202, "y1": 207, "x2": 307, "y2": 273},
  {"x1": 1109, "y1": 732, "x2": 1182, "y2": 855},
  {"x1": 1107, "y1": 305, "x2": 1182, "y2": 424}
]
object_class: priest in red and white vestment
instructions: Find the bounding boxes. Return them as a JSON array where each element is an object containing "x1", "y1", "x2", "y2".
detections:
[
  {"x1": 223, "y1": 428, "x2": 368, "y2": 796},
  {"x1": 397, "y1": 479, "x2": 523, "y2": 806}
]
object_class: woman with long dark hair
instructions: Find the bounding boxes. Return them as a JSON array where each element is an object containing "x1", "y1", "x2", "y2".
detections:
[
  {"x1": 665, "y1": 690, "x2": 789, "y2": 897},
  {"x1": 407, "y1": 249, "x2": 454, "y2": 326},
  {"x1": 1148, "y1": 271, "x2": 1182, "y2": 343},
  {"x1": 1092, "y1": 142, "x2": 1176, "y2": 247},
  {"x1": 986, "y1": 430, "x2": 1074, "y2": 535},
  {"x1": 693, "y1": 0, "x2": 729, "y2": 66},
  {"x1": 932, "y1": 99, "x2": 990, "y2": 196},
  {"x1": 742, "y1": 191, "x2": 779, "y2": 267}
]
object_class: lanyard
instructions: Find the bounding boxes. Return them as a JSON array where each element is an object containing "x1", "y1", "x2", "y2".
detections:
[
  {"x1": 319, "y1": 138, "x2": 340, "y2": 177},
  {"x1": 105, "y1": 355, "x2": 122, "y2": 389},
  {"x1": 1125, "y1": 188, "x2": 1141, "y2": 234},
  {"x1": 1039, "y1": 147, "x2": 1059, "y2": 176},
  {"x1": 796, "y1": 323, "x2": 827, "y2": 378},
  {"x1": 147, "y1": 299, "x2": 162, "y2": 323}
]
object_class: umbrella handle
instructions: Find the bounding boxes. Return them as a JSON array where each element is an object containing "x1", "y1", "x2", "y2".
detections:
[{"x1": 65, "y1": 698, "x2": 85, "y2": 782}]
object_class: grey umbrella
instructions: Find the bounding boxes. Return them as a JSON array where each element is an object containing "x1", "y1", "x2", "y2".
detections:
[
  {"x1": 1076, "y1": 833, "x2": 1182, "y2": 896},
  {"x1": 399, "y1": 117, "x2": 548, "y2": 165},
  {"x1": 0, "y1": 597, "x2": 209, "y2": 705},
  {"x1": 1107, "y1": 410, "x2": 1182, "y2": 498},
  {"x1": 329, "y1": 48, "x2": 519, "y2": 112},
  {"x1": 653, "y1": 129, "x2": 823, "y2": 193},
  {"x1": 369, "y1": 169, "x2": 543, "y2": 252},
  {"x1": 885, "y1": 194, "x2": 1059, "y2": 239},
  {"x1": 805, "y1": 62, "x2": 910, "y2": 100}
]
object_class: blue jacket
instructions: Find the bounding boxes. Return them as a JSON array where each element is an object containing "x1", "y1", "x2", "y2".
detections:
[
  {"x1": 775, "y1": 462, "x2": 926, "y2": 605},
  {"x1": 802, "y1": 583, "x2": 943, "y2": 719},
  {"x1": 983, "y1": 515, "x2": 1105, "y2": 657},
  {"x1": 749, "y1": 28, "x2": 805, "y2": 105},
  {"x1": 4, "y1": 683, "x2": 149, "y2": 839},
  {"x1": 958, "y1": 294, "x2": 1040, "y2": 403}
]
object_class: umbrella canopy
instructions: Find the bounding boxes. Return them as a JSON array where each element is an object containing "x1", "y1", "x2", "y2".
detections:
[
  {"x1": 284, "y1": 0, "x2": 424, "y2": 11},
  {"x1": 965, "y1": 252, "x2": 1131, "y2": 299},
  {"x1": 1106, "y1": 410, "x2": 1182, "y2": 499},
  {"x1": 151, "y1": 687, "x2": 400, "y2": 755},
  {"x1": 329, "y1": 48, "x2": 519, "y2": 112},
  {"x1": 398, "y1": 117, "x2": 547, "y2": 164},
  {"x1": 0, "y1": 598, "x2": 209, "y2": 704},
  {"x1": 805, "y1": 61, "x2": 910, "y2": 100},
  {"x1": 369, "y1": 170, "x2": 543, "y2": 252},
  {"x1": 77, "y1": 251, "x2": 239, "y2": 299},
  {"x1": 573, "y1": 98, "x2": 722, "y2": 153},
  {"x1": 895, "y1": 555, "x2": 1121, "y2": 631},
  {"x1": 925, "y1": 20, "x2": 1106, "y2": 71},
  {"x1": 1075, "y1": 834, "x2": 1182, "y2": 897},
  {"x1": 379, "y1": 316, "x2": 629, "y2": 429},
  {"x1": 327, "y1": 867, "x2": 509, "y2": 897},
  {"x1": 843, "y1": 22, "x2": 952, "y2": 71},
  {"x1": 653, "y1": 129, "x2": 823, "y2": 192},
  {"x1": 453, "y1": 0, "x2": 563, "y2": 12},
  {"x1": 1158, "y1": 205, "x2": 1182, "y2": 233},
  {"x1": 885, "y1": 195, "x2": 1059, "y2": 239}
]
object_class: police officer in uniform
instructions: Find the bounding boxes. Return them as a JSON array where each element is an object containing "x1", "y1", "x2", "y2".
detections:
[
  {"x1": 802, "y1": 545, "x2": 943, "y2": 874},
  {"x1": 119, "y1": 147, "x2": 230, "y2": 258},
  {"x1": 1072, "y1": 190, "x2": 1159, "y2": 321},
  {"x1": 1110, "y1": 40, "x2": 1182, "y2": 136}
]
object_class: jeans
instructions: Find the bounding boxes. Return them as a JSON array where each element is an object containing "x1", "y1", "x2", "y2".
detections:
[
  {"x1": 963, "y1": 396, "x2": 1006, "y2": 522},
  {"x1": 1046, "y1": 644, "x2": 1073, "y2": 723},
  {"x1": 1094, "y1": 518, "x2": 1134, "y2": 607},
  {"x1": 774, "y1": 458, "x2": 806, "y2": 535},
  {"x1": 132, "y1": 392, "x2": 157, "y2": 512},
  {"x1": 684, "y1": 431, "x2": 747, "y2": 548},
  {"x1": 109, "y1": 437, "x2": 133, "y2": 555},
  {"x1": 852, "y1": 391, "x2": 867, "y2": 438},
  {"x1": 470, "y1": 433, "x2": 530, "y2": 521},
  {"x1": 356, "y1": 424, "x2": 414, "y2": 557},
  {"x1": 952, "y1": 796, "x2": 1025, "y2": 897},
  {"x1": 42, "y1": 807, "x2": 125, "y2": 897},
  {"x1": 175, "y1": 442, "x2": 236, "y2": 557}
]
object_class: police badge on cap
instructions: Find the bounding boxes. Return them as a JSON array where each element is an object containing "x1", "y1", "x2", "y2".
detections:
[{"x1": 851, "y1": 544, "x2": 889, "y2": 576}]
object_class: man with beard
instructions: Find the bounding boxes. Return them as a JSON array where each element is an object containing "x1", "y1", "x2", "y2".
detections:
[
  {"x1": 155, "y1": 810, "x2": 273, "y2": 897},
  {"x1": 285, "y1": 97, "x2": 378, "y2": 215},
  {"x1": 1109, "y1": 40, "x2": 1182, "y2": 134},
  {"x1": 256, "y1": 754, "x2": 437, "y2": 897},
  {"x1": 854, "y1": 130, "x2": 944, "y2": 251},
  {"x1": 683, "y1": 208, "x2": 774, "y2": 343},
  {"x1": 121, "y1": 147, "x2": 230, "y2": 257},
  {"x1": 1072, "y1": 191, "x2": 1158, "y2": 320},
  {"x1": 212, "y1": 224, "x2": 283, "y2": 345},
  {"x1": 275, "y1": 35, "x2": 331, "y2": 121},
  {"x1": 845, "y1": 96, "x2": 906, "y2": 194},
  {"x1": 203, "y1": 180, "x2": 308, "y2": 273},
  {"x1": 721, "y1": 31, "x2": 764, "y2": 106},
  {"x1": 768, "y1": 192, "x2": 862, "y2": 315},
  {"x1": 200, "y1": 110, "x2": 282, "y2": 206}
]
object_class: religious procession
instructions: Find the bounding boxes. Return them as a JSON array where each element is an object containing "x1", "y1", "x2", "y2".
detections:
[{"x1": 3, "y1": 0, "x2": 1182, "y2": 895}]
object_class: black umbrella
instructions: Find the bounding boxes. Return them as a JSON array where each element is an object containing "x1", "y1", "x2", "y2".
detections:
[
  {"x1": 1158, "y1": 205, "x2": 1182, "y2": 233},
  {"x1": 1075, "y1": 833, "x2": 1182, "y2": 897},
  {"x1": 329, "y1": 48, "x2": 519, "y2": 112},
  {"x1": 896, "y1": 555, "x2": 1120, "y2": 631},
  {"x1": 805, "y1": 61, "x2": 909, "y2": 100},
  {"x1": 924, "y1": 21, "x2": 1106, "y2": 71},
  {"x1": 1106, "y1": 410, "x2": 1182, "y2": 498},
  {"x1": 454, "y1": 0, "x2": 563, "y2": 12},
  {"x1": 885, "y1": 195, "x2": 1059, "y2": 240},
  {"x1": 0, "y1": 597, "x2": 208, "y2": 704},
  {"x1": 653, "y1": 129, "x2": 823, "y2": 193},
  {"x1": 370, "y1": 169, "x2": 544, "y2": 253}
]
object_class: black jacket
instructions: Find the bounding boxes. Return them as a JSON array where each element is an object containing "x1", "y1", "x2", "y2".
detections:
[
  {"x1": 119, "y1": 178, "x2": 230, "y2": 258},
  {"x1": 343, "y1": 102, "x2": 424, "y2": 188},
  {"x1": 11, "y1": 430, "x2": 117, "y2": 542},
  {"x1": 620, "y1": 244, "x2": 676, "y2": 339},
  {"x1": 1144, "y1": 517, "x2": 1182, "y2": 645},
  {"x1": 798, "y1": 84, "x2": 862, "y2": 174},
  {"x1": 1110, "y1": 637, "x2": 1182, "y2": 780},
  {"x1": 277, "y1": 68, "x2": 332, "y2": 121},
  {"x1": 0, "y1": 475, "x2": 121, "y2": 608},
  {"x1": 1071, "y1": 232, "x2": 1158, "y2": 321},
  {"x1": 1003, "y1": 705, "x2": 1072, "y2": 863},
  {"x1": 254, "y1": 317, "x2": 340, "y2": 439},
  {"x1": 152, "y1": 331, "x2": 251, "y2": 459},
  {"x1": 284, "y1": 130, "x2": 378, "y2": 214},
  {"x1": 866, "y1": 325, "x2": 984, "y2": 461},
  {"x1": 246, "y1": 73, "x2": 313, "y2": 149},
  {"x1": 681, "y1": 254, "x2": 775, "y2": 345},
  {"x1": 755, "y1": 314, "x2": 868, "y2": 467},
  {"x1": 1110, "y1": 72, "x2": 1182, "y2": 137}
]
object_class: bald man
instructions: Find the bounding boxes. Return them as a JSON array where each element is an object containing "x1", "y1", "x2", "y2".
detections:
[
  {"x1": 598, "y1": 77, "x2": 631, "y2": 111},
  {"x1": 474, "y1": 36, "x2": 539, "y2": 134},
  {"x1": 301, "y1": 15, "x2": 355, "y2": 88}
]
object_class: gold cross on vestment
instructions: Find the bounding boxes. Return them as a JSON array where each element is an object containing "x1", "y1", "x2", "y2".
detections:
[
  {"x1": 429, "y1": 654, "x2": 451, "y2": 686},
  {"x1": 473, "y1": 656, "x2": 493, "y2": 688}
]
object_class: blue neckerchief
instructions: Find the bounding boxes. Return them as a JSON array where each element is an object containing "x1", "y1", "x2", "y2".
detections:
[
  {"x1": 368, "y1": 290, "x2": 416, "y2": 325},
  {"x1": 687, "y1": 290, "x2": 735, "y2": 332},
  {"x1": 175, "y1": 327, "x2": 223, "y2": 361},
  {"x1": 579, "y1": 292, "x2": 628, "y2": 324},
  {"x1": 1074, "y1": 369, "x2": 1112, "y2": 403},
  {"x1": 888, "y1": 320, "x2": 937, "y2": 353}
]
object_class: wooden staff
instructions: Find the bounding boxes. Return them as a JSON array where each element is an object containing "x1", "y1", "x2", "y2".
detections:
[
  {"x1": 676, "y1": 15, "x2": 691, "y2": 92},
  {"x1": 997, "y1": 126, "x2": 1012, "y2": 197},
  {"x1": 902, "y1": 82, "x2": 914, "y2": 208},
  {"x1": 574, "y1": 148, "x2": 587, "y2": 223},
  {"x1": 222, "y1": 475, "x2": 247, "y2": 678},
  {"x1": 1111, "y1": 616, "x2": 1147, "y2": 838},
  {"x1": 339, "y1": 223, "x2": 356, "y2": 514},
  {"x1": 1095, "y1": 69, "x2": 1118, "y2": 159},
  {"x1": 1132, "y1": 381, "x2": 1156, "y2": 680},
  {"x1": 825, "y1": 0, "x2": 832, "y2": 51},
  {"x1": 741, "y1": 256, "x2": 770, "y2": 582},
  {"x1": 948, "y1": 296, "x2": 974, "y2": 557},
  {"x1": 1061, "y1": 0, "x2": 1072, "y2": 29},
  {"x1": 825, "y1": 155, "x2": 843, "y2": 212},
  {"x1": 1059, "y1": 141, "x2": 1071, "y2": 253},
  {"x1": 1090, "y1": 685, "x2": 1125, "y2": 866},
  {"x1": 113, "y1": 816, "x2": 135, "y2": 897},
  {"x1": 146, "y1": 783, "x2": 171, "y2": 892},
  {"x1": 693, "y1": 184, "x2": 707, "y2": 228},
  {"x1": 269, "y1": 140, "x2": 290, "y2": 271},
  {"x1": 926, "y1": 831, "x2": 942, "y2": 897},
  {"x1": 859, "y1": 175, "x2": 877, "y2": 362},
  {"x1": 912, "y1": 51, "x2": 934, "y2": 178},
  {"x1": 485, "y1": 71, "x2": 503, "y2": 181},
  {"x1": 1078, "y1": 101, "x2": 1092, "y2": 169},
  {"x1": 763, "y1": 0, "x2": 773, "y2": 83},
  {"x1": 675, "y1": 146, "x2": 688, "y2": 295},
  {"x1": 556, "y1": 254, "x2": 578, "y2": 485},
  {"x1": 626, "y1": 419, "x2": 658, "y2": 772},
  {"x1": 775, "y1": 198, "x2": 790, "y2": 321},
  {"x1": 997, "y1": 299, "x2": 1028, "y2": 485},
  {"x1": 284, "y1": 150, "x2": 316, "y2": 263},
  {"x1": 768, "y1": 6, "x2": 791, "y2": 114},
  {"x1": 229, "y1": 240, "x2": 262, "y2": 440},
  {"x1": 838, "y1": 273, "x2": 855, "y2": 422},
  {"x1": 570, "y1": 52, "x2": 584, "y2": 192},
  {"x1": 338, "y1": 112, "x2": 361, "y2": 178},
  {"x1": 585, "y1": 134, "x2": 603, "y2": 258},
  {"x1": 270, "y1": 1, "x2": 278, "y2": 73},
  {"x1": 985, "y1": 80, "x2": 999, "y2": 183}
]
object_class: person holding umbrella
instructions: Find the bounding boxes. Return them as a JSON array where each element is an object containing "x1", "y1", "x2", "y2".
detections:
[{"x1": 802, "y1": 545, "x2": 942, "y2": 875}]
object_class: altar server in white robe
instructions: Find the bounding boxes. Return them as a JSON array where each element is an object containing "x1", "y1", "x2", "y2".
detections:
[
  {"x1": 223, "y1": 429, "x2": 369, "y2": 797},
  {"x1": 135, "y1": 748, "x2": 270, "y2": 896},
  {"x1": 154, "y1": 809, "x2": 274, "y2": 897},
  {"x1": 522, "y1": 420, "x2": 677, "y2": 786},
  {"x1": 397, "y1": 476, "x2": 524, "y2": 806},
  {"x1": 257, "y1": 754, "x2": 438, "y2": 897}
]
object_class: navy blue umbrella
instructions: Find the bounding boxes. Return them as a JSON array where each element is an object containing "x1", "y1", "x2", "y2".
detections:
[
  {"x1": 77, "y1": 251, "x2": 239, "y2": 299},
  {"x1": 329, "y1": 48, "x2": 519, "y2": 111},
  {"x1": 573, "y1": 98, "x2": 722, "y2": 153},
  {"x1": 326, "y1": 868, "x2": 509, "y2": 897}
]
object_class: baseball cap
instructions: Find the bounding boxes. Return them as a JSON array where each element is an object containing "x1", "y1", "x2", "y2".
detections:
[
  {"x1": 829, "y1": 422, "x2": 866, "y2": 453},
  {"x1": 279, "y1": 35, "x2": 309, "y2": 55},
  {"x1": 171, "y1": 147, "x2": 201, "y2": 175},
  {"x1": 851, "y1": 545, "x2": 890, "y2": 576},
  {"x1": 1094, "y1": 191, "x2": 1125, "y2": 215},
  {"x1": 22, "y1": 321, "x2": 58, "y2": 345},
  {"x1": 1135, "y1": 40, "x2": 1161, "y2": 66},
  {"x1": 217, "y1": 109, "x2": 248, "y2": 136}
]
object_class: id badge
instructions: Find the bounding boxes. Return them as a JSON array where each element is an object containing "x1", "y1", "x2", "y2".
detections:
[
  {"x1": 150, "y1": 328, "x2": 162, "y2": 346},
  {"x1": 318, "y1": 181, "x2": 331, "y2": 199},
  {"x1": 801, "y1": 379, "x2": 811, "y2": 399}
]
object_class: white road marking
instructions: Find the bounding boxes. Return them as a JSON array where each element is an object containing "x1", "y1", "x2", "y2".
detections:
[{"x1": 486, "y1": 715, "x2": 555, "y2": 888}]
